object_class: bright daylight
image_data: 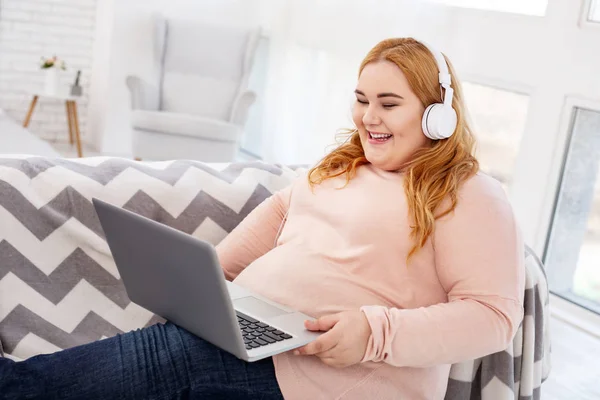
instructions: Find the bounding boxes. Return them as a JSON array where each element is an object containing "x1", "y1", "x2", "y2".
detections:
[{"x1": 0, "y1": 0, "x2": 599, "y2": 399}]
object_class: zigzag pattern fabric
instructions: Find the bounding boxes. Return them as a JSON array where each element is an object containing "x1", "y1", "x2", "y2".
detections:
[
  {"x1": 0, "y1": 156, "x2": 298, "y2": 361},
  {"x1": 0, "y1": 155, "x2": 550, "y2": 399}
]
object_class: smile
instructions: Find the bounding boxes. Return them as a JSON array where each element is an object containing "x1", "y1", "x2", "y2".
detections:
[{"x1": 368, "y1": 131, "x2": 393, "y2": 143}]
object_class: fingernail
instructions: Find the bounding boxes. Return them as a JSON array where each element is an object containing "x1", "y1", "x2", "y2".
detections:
[{"x1": 293, "y1": 350, "x2": 300, "y2": 356}]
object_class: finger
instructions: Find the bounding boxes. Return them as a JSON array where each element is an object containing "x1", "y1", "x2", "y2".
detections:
[
  {"x1": 295, "y1": 331, "x2": 339, "y2": 356},
  {"x1": 314, "y1": 342, "x2": 339, "y2": 359},
  {"x1": 304, "y1": 314, "x2": 341, "y2": 332}
]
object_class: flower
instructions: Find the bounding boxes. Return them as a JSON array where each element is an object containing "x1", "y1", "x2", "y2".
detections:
[{"x1": 40, "y1": 55, "x2": 67, "y2": 70}]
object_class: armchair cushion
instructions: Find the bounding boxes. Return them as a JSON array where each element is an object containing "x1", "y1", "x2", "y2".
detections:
[
  {"x1": 131, "y1": 110, "x2": 241, "y2": 142},
  {"x1": 161, "y1": 74, "x2": 238, "y2": 121}
]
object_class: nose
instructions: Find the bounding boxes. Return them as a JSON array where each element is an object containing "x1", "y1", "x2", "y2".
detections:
[{"x1": 362, "y1": 104, "x2": 381, "y2": 127}]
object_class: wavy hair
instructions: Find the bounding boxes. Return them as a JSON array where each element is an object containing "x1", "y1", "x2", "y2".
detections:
[{"x1": 308, "y1": 38, "x2": 479, "y2": 261}]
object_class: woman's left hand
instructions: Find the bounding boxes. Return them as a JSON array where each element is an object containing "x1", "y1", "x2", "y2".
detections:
[{"x1": 293, "y1": 310, "x2": 372, "y2": 368}]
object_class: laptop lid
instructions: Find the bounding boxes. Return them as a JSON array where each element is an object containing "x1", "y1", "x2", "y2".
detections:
[{"x1": 92, "y1": 198, "x2": 246, "y2": 359}]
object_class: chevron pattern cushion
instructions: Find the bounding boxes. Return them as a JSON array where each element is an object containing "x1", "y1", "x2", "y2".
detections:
[{"x1": 0, "y1": 156, "x2": 300, "y2": 361}]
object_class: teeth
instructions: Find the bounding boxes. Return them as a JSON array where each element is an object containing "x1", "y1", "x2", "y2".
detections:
[{"x1": 370, "y1": 132, "x2": 392, "y2": 139}]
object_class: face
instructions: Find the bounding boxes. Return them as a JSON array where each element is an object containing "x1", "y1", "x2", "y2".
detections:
[{"x1": 352, "y1": 60, "x2": 429, "y2": 171}]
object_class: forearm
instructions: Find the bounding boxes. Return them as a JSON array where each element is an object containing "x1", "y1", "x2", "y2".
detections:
[{"x1": 361, "y1": 296, "x2": 523, "y2": 367}]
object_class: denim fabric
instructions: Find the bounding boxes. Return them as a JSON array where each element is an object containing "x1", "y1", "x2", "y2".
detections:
[{"x1": 0, "y1": 322, "x2": 283, "y2": 400}]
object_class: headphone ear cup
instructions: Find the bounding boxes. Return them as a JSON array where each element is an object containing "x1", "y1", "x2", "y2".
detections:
[
  {"x1": 422, "y1": 103, "x2": 457, "y2": 140},
  {"x1": 422, "y1": 103, "x2": 439, "y2": 140},
  {"x1": 440, "y1": 105, "x2": 457, "y2": 139}
]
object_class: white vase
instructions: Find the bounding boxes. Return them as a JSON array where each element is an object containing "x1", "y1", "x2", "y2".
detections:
[{"x1": 44, "y1": 68, "x2": 59, "y2": 95}]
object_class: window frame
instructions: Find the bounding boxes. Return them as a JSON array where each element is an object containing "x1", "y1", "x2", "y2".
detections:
[
  {"x1": 540, "y1": 97, "x2": 600, "y2": 319},
  {"x1": 580, "y1": 0, "x2": 600, "y2": 27}
]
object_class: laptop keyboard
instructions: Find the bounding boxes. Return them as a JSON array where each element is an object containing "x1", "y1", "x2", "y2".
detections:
[{"x1": 236, "y1": 311, "x2": 293, "y2": 350}]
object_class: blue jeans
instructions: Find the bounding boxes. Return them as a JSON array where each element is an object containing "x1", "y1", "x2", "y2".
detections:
[{"x1": 0, "y1": 322, "x2": 283, "y2": 399}]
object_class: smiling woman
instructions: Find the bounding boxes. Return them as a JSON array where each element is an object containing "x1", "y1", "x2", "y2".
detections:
[
  {"x1": 0, "y1": 37, "x2": 524, "y2": 400},
  {"x1": 309, "y1": 37, "x2": 479, "y2": 260}
]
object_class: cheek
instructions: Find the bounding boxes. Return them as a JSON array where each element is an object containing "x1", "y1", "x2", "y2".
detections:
[{"x1": 388, "y1": 107, "x2": 423, "y2": 137}]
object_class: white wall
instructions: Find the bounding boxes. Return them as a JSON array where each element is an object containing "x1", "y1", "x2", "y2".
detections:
[
  {"x1": 85, "y1": 0, "x2": 115, "y2": 154},
  {"x1": 0, "y1": 0, "x2": 97, "y2": 141}
]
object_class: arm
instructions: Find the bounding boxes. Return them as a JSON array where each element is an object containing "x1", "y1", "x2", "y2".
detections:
[
  {"x1": 216, "y1": 184, "x2": 292, "y2": 281},
  {"x1": 229, "y1": 90, "x2": 257, "y2": 126},
  {"x1": 125, "y1": 76, "x2": 160, "y2": 111},
  {"x1": 360, "y1": 176, "x2": 525, "y2": 368}
]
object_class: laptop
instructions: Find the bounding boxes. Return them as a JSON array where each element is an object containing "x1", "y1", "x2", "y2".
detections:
[{"x1": 92, "y1": 198, "x2": 321, "y2": 362}]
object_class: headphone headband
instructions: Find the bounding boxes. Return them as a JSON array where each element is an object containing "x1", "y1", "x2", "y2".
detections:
[
  {"x1": 416, "y1": 39, "x2": 458, "y2": 140},
  {"x1": 417, "y1": 40, "x2": 452, "y2": 90}
]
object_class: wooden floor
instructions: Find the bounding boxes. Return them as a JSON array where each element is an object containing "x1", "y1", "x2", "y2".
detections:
[{"x1": 543, "y1": 316, "x2": 600, "y2": 400}]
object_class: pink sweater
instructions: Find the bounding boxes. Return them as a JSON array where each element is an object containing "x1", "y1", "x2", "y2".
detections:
[{"x1": 216, "y1": 164, "x2": 525, "y2": 400}]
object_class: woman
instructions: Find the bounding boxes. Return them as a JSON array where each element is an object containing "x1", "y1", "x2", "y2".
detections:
[{"x1": 0, "y1": 38, "x2": 524, "y2": 400}]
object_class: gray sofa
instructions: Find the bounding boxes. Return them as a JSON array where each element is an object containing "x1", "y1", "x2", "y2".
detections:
[{"x1": 0, "y1": 155, "x2": 551, "y2": 399}]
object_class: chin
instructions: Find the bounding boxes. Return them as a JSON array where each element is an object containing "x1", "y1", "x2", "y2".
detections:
[{"x1": 366, "y1": 156, "x2": 403, "y2": 172}]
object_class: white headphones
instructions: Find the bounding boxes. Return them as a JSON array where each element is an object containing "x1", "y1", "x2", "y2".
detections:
[{"x1": 418, "y1": 40, "x2": 457, "y2": 140}]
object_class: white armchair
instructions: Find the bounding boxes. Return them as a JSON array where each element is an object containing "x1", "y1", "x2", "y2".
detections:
[{"x1": 126, "y1": 15, "x2": 260, "y2": 162}]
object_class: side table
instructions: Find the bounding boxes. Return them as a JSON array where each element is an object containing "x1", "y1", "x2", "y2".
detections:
[{"x1": 22, "y1": 93, "x2": 83, "y2": 158}]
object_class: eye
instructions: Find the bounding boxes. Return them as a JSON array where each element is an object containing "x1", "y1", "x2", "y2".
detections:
[
  {"x1": 382, "y1": 104, "x2": 398, "y2": 109},
  {"x1": 356, "y1": 98, "x2": 368, "y2": 105}
]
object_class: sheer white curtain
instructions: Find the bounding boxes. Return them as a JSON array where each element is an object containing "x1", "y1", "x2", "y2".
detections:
[{"x1": 249, "y1": 0, "x2": 449, "y2": 164}]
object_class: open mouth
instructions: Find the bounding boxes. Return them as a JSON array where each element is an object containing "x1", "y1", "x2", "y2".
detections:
[{"x1": 368, "y1": 131, "x2": 393, "y2": 142}]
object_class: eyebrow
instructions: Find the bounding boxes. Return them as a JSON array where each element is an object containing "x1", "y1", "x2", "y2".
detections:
[{"x1": 354, "y1": 89, "x2": 404, "y2": 100}]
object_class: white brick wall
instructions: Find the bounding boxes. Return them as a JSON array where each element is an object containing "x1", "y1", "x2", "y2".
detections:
[{"x1": 0, "y1": 0, "x2": 97, "y2": 142}]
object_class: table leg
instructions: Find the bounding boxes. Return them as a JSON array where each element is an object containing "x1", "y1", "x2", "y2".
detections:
[
  {"x1": 69, "y1": 101, "x2": 83, "y2": 158},
  {"x1": 22, "y1": 95, "x2": 39, "y2": 127},
  {"x1": 65, "y1": 101, "x2": 74, "y2": 145}
]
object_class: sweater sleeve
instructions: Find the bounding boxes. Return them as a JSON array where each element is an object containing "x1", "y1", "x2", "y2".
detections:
[
  {"x1": 360, "y1": 175, "x2": 525, "y2": 368},
  {"x1": 215, "y1": 184, "x2": 292, "y2": 281}
]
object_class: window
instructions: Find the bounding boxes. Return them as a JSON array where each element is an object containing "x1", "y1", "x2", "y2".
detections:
[
  {"x1": 545, "y1": 108, "x2": 600, "y2": 312},
  {"x1": 460, "y1": 82, "x2": 529, "y2": 189},
  {"x1": 590, "y1": 0, "x2": 600, "y2": 22},
  {"x1": 426, "y1": 0, "x2": 547, "y2": 16}
]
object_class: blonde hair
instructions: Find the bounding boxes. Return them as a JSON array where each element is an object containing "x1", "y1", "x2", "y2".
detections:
[{"x1": 308, "y1": 38, "x2": 479, "y2": 261}]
